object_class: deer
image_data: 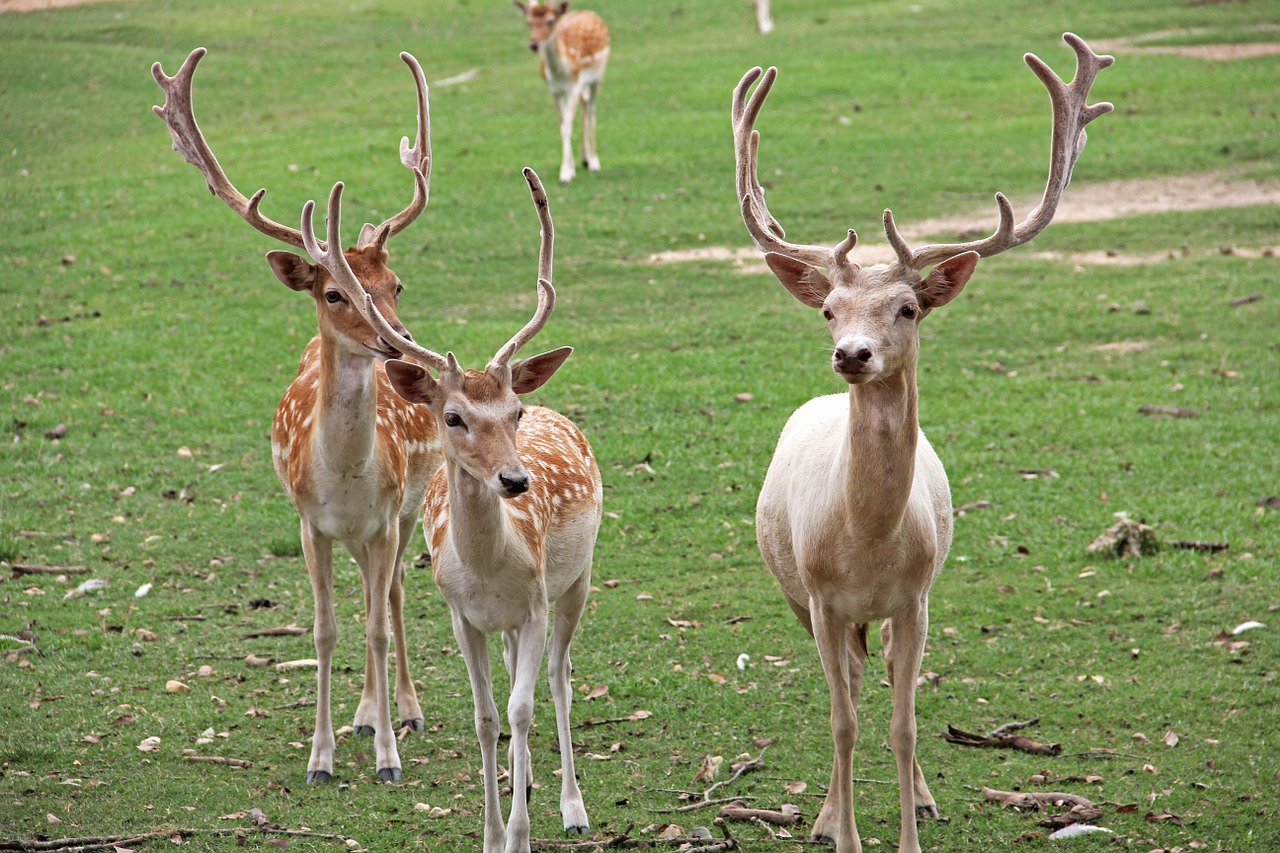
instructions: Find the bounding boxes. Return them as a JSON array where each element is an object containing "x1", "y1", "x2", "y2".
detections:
[
  {"x1": 514, "y1": 1, "x2": 610, "y2": 184},
  {"x1": 152, "y1": 48, "x2": 442, "y2": 784},
  {"x1": 732, "y1": 34, "x2": 1113, "y2": 853},
  {"x1": 334, "y1": 167, "x2": 602, "y2": 853}
]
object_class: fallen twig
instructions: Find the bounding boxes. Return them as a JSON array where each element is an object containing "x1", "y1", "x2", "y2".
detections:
[
  {"x1": 944, "y1": 724, "x2": 1062, "y2": 756},
  {"x1": 1170, "y1": 539, "x2": 1229, "y2": 553},
  {"x1": 982, "y1": 787, "x2": 1096, "y2": 810},
  {"x1": 988, "y1": 717, "x2": 1039, "y2": 739},
  {"x1": 1231, "y1": 292, "x2": 1263, "y2": 307},
  {"x1": 650, "y1": 796, "x2": 751, "y2": 814},
  {"x1": 718, "y1": 803, "x2": 799, "y2": 827},
  {"x1": 182, "y1": 754, "x2": 253, "y2": 768},
  {"x1": 702, "y1": 750, "x2": 767, "y2": 800},
  {"x1": 10, "y1": 563, "x2": 90, "y2": 576},
  {"x1": 243, "y1": 624, "x2": 308, "y2": 638}
]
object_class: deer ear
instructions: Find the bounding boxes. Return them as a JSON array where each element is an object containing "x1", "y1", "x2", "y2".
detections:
[
  {"x1": 509, "y1": 346, "x2": 573, "y2": 395},
  {"x1": 513, "y1": 1, "x2": 528, "y2": 13},
  {"x1": 384, "y1": 360, "x2": 439, "y2": 406},
  {"x1": 918, "y1": 251, "x2": 978, "y2": 309},
  {"x1": 267, "y1": 250, "x2": 319, "y2": 293},
  {"x1": 765, "y1": 252, "x2": 832, "y2": 309},
  {"x1": 556, "y1": 1, "x2": 570, "y2": 14}
]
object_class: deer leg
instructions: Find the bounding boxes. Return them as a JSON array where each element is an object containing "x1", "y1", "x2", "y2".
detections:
[
  {"x1": 885, "y1": 608, "x2": 929, "y2": 853},
  {"x1": 455, "y1": 612, "x2": 506, "y2": 853},
  {"x1": 355, "y1": 530, "x2": 403, "y2": 782},
  {"x1": 809, "y1": 601, "x2": 864, "y2": 853},
  {"x1": 549, "y1": 571, "x2": 591, "y2": 834},
  {"x1": 753, "y1": 0, "x2": 774, "y2": 34},
  {"x1": 302, "y1": 522, "x2": 338, "y2": 784},
  {"x1": 555, "y1": 87, "x2": 580, "y2": 184},
  {"x1": 580, "y1": 83, "x2": 601, "y2": 172},
  {"x1": 505, "y1": 610, "x2": 550, "y2": 853},
  {"x1": 390, "y1": 515, "x2": 423, "y2": 731},
  {"x1": 353, "y1": 578, "x2": 378, "y2": 737},
  {"x1": 882, "y1": 619, "x2": 938, "y2": 819},
  {"x1": 503, "y1": 629, "x2": 533, "y2": 801}
]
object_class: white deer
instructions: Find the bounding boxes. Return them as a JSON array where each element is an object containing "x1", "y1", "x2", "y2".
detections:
[
  {"x1": 753, "y1": 0, "x2": 774, "y2": 34},
  {"x1": 334, "y1": 169, "x2": 602, "y2": 853},
  {"x1": 732, "y1": 34, "x2": 1113, "y2": 853},
  {"x1": 514, "y1": 1, "x2": 610, "y2": 183},
  {"x1": 153, "y1": 49, "x2": 441, "y2": 783}
]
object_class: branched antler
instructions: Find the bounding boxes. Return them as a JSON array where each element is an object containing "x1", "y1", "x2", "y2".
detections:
[{"x1": 731, "y1": 34, "x2": 1114, "y2": 272}]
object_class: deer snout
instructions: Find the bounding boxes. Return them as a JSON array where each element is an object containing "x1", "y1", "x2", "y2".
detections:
[
  {"x1": 832, "y1": 338, "x2": 877, "y2": 380},
  {"x1": 528, "y1": 41, "x2": 540, "y2": 52},
  {"x1": 498, "y1": 469, "x2": 531, "y2": 497}
]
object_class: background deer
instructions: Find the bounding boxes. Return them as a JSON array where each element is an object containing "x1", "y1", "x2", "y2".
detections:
[
  {"x1": 732, "y1": 34, "x2": 1113, "y2": 853},
  {"x1": 356, "y1": 169, "x2": 602, "y2": 852},
  {"x1": 152, "y1": 48, "x2": 441, "y2": 784},
  {"x1": 514, "y1": 1, "x2": 610, "y2": 183}
]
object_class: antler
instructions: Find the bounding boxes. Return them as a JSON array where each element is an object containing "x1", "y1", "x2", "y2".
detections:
[
  {"x1": 732, "y1": 66, "x2": 840, "y2": 269},
  {"x1": 358, "y1": 52, "x2": 433, "y2": 248},
  {"x1": 492, "y1": 168, "x2": 556, "y2": 367},
  {"x1": 152, "y1": 48, "x2": 432, "y2": 251},
  {"x1": 884, "y1": 33, "x2": 1114, "y2": 269},
  {"x1": 152, "y1": 48, "x2": 310, "y2": 249}
]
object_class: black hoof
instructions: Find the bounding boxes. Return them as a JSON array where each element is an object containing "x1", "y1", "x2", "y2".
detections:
[
  {"x1": 917, "y1": 804, "x2": 940, "y2": 820},
  {"x1": 354, "y1": 725, "x2": 376, "y2": 736},
  {"x1": 378, "y1": 767, "x2": 402, "y2": 783},
  {"x1": 400, "y1": 717, "x2": 425, "y2": 732},
  {"x1": 566, "y1": 825, "x2": 589, "y2": 836},
  {"x1": 810, "y1": 834, "x2": 836, "y2": 845},
  {"x1": 306, "y1": 770, "x2": 332, "y2": 784}
]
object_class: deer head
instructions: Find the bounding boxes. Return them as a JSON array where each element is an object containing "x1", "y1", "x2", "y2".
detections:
[
  {"x1": 732, "y1": 34, "x2": 1113, "y2": 383},
  {"x1": 514, "y1": 0, "x2": 570, "y2": 52},
  {"x1": 152, "y1": 48, "x2": 432, "y2": 358}
]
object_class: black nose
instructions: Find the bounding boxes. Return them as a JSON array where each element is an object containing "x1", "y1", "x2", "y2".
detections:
[
  {"x1": 499, "y1": 473, "x2": 530, "y2": 495},
  {"x1": 834, "y1": 345, "x2": 874, "y2": 367}
]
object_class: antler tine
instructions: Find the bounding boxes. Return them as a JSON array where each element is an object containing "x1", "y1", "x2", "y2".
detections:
[
  {"x1": 152, "y1": 48, "x2": 311, "y2": 250},
  {"x1": 362, "y1": 52, "x2": 433, "y2": 246},
  {"x1": 732, "y1": 67, "x2": 835, "y2": 268},
  {"x1": 301, "y1": 183, "x2": 451, "y2": 373},
  {"x1": 523, "y1": 167, "x2": 554, "y2": 284},
  {"x1": 885, "y1": 33, "x2": 1114, "y2": 270},
  {"x1": 491, "y1": 279, "x2": 556, "y2": 369}
]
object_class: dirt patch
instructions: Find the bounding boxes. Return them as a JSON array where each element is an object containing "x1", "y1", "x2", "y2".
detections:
[
  {"x1": 0, "y1": 0, "x2": 125, "y2": 10},
  {"x1": 1093, "y1": 26, "x2": 1280, "y2": 61},
  {"x1": 650, "y1": 170, "x2": 1280, "y2": 270}
]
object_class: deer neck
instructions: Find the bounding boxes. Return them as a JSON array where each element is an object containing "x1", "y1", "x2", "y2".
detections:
[
  {"x1": 442, "y1": 458, "x2": 514, "y2": 570},
  {"x1": 838, "y1": 364, "x2": 920, "y2": 532},
  {"x1": 539, "y1": 31, "x2": 568, "y2": 79},
  {"x1": 312, "y1": 335, "x2": 380, "y2": 473}
]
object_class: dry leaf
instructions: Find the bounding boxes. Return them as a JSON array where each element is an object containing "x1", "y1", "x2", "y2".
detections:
[
  {"x1": 274, "y1": 659, "x2": 319, "y2": 671},
  {"x1": 784, "y1": 780, "x2": 808, "y2": 795},
  {"x1": 584, "y1": 684, "x2": 609, "y2": 701},
  {"x1": 137, "y1": 736, "x2": 162, "y2": 752},
  {"x1": 1163, "y1": 731, "x2": 1180, "y2": 747},
  {"x1": 692, "y1": 755, "x2": 723, "y2": 784}
]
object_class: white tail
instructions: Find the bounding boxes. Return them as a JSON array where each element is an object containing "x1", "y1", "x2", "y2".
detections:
[
  {"x1": 514, "y1": 1, "x2": 610, "y2": 183},
  {"x1": 373, "y1": 170, "x2": 602, "y2": 852},
  {"x1": 152, "y1": 49, "x2": 442, "y2": 784},
  {"x1": 732, "y1": 36, "x2": 1112, "y2": 853}
]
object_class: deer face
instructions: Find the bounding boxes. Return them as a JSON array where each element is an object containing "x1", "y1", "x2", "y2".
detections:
[
  {"x1": 764, "y1": 251, "x2": 978, "y2": 385},
  {"x1": 268, "y1": 246, "x2": 413, "y2": 362},
  {"x1": 385, "y1": 347, "x2": 572, "y2": 498},
  {"x1": 516, "y1": 1, "x2": 569, "y2": 52}
]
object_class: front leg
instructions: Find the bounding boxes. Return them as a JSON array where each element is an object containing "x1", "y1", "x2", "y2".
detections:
[
  {"x1": 554, "y1": 86, "x2": 581, "y2": 183},
  {"x1": 391, "y1": 515, "x2": 425, "y2": 731},
  {"x1": 356, "y1": 530, "x2": 404, "y2": 782},
  {"x1": 301, "y1": 522, "x2": 338, "y2": 784},
  {"x1": 548, "y1": 573, "x2": 591, "y2": 834},
  {"x1": 809, "y1": 600, "x2": 865, "y2": 853},
  {"x1": 882, "y1": 619, "x2": 938, "y2": 819},
  {"x1": 454, "y1": 612, "x2": 506, "y2": 853},
  {"x1": 503, "y1": 629, "x2": 533, "y2": 800},
  {"x1": 885, "y1": 608, "x2": 930, "y2": 853},
  {"x1": 505, "y1": 611, "x2": 550, "y2": 853}
]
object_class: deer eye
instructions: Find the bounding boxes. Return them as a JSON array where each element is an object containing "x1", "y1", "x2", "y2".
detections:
[
  {"x1": 325, "y1": 290, "x2": 344, "y2": 304},
  {"x1": 395, "y1": 282, "x2": 404, "y2": 296},
  {"x1": 900, "y1": 304, "x2": 917, "y2": 319},
  {"x1": 517, "y1": 407, "x2": 525, "y2": 422},
  {"x1": 444, "y1": 412, "x2": 464, "y2": 429},
  {"x1": 822, "y1": 308, "x2": 833, "y2": 321}
]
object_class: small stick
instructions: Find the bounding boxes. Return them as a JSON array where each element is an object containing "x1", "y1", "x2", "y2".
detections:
[
  {"x1": 649, "y1": 796, "x2": 752, "y2": 814},
  {"x1": 183, "y1": 755, "x2": 253, "y2": 768},
  {"x1": 10, "y1": 564, "x2": 90, "y2": 576},
  {"x1": 988, "y1": 717, "x2": 1040, "y2": 738}
]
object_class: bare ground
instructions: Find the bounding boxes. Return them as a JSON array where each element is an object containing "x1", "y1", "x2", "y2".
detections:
[{"x1": 649, "y1": 170, "x2": 1280, "y2": 270}]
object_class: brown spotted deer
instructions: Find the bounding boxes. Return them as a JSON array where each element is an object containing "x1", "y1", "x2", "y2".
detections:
[
  {"x1": 351, "y1": 168, "x2": 601, "y2": 852},
  {"x1": 732, "y1": 34, "x2": 1113, "y2": 853},
  {"x1": 514, "y1": 1, "x2": 610, "y2": 183},
  {"x1": 152, "y1": 48, "x2": 442, "y2": 784}
]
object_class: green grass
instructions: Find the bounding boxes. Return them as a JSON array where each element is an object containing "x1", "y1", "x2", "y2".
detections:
[{"x1": 2, "y1": 0, "x2": 1278, "y2": 850}]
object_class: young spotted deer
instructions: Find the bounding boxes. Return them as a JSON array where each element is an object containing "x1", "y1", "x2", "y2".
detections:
[
  {"x1": 350, "y1": 169, "x2": 601, "y2": 853},
  {"x1": 732, "y1": 35, "x2": 1113, "y2": 853},
  {"x1": 514, "y1": 1, "x2": 610, "y2": 183},
  {"x1": 152, "y1": 48, "x2": 442, "y2": 783}
]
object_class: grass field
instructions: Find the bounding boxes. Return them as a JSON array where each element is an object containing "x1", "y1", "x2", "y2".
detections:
[{"x1": 2, "y1": 0, "x2": 1278, "y2": 850}]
